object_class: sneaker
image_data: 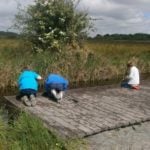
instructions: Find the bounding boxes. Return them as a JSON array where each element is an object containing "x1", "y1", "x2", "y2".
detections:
[
  {"x1": 57, "y1": 98, "x2": 63, "y2": 103},
  {"x1": 132, "y1": 85, "x2": 140, "y2": 90},
  {"x1": 21, "y1": 96, "x2": 31, "y2": 107},
  {"x1": 51, "y1": 89, "x2": 57, "y2": 97},
  {"x1": 30, "y1": 94, "x2": 37, "y2": 107},
  {"x1": 56, "y1": 91, "x2": 64, "y2": 103}
]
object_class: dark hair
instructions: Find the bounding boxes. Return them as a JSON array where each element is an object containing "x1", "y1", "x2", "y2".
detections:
[
  {"x1": 127, "y1": 61, "x2": 134, "y2": 67},
  {"x1": 22, "y1": 65, "x2": 31, "y2": 71}
]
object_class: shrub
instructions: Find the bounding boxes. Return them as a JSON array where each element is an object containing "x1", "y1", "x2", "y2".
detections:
[{"x1": 15, "y1": 0, "x2": 91, "y2": 52}]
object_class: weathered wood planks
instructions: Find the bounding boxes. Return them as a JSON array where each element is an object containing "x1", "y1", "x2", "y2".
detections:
[{"x1": 4, "y1": 83, "x2": 150, "y2": 138}]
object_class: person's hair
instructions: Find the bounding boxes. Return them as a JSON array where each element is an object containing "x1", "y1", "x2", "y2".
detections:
[
  {"x1": 127, "y1": 61, "x2": 133, "y2": 67},
  {"x1": 22, "y1": 65, "x2": 31, "y2": 71}
]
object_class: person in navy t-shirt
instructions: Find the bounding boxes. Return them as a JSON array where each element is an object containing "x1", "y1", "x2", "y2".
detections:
[
  {"x1": 18, "y1": 66, "x2": 42, "y2": 106},
  {"x1": 45, "y1": 73, "x2": 69, "y2": 102}
]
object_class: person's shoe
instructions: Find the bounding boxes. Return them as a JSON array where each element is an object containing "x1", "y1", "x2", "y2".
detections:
[
  {"x1": 21, "y1": 96, "x2": 31, "y2": 107},
  {"x1": 57, "y1": 98, "x2": 63, "y2": 103},
  {"x1": 51, "y1": 89, "x2": 57, "y2": 97},
  {"x1": 56, "y1": 91, "x2": 64, "y2": 103},
  {"x1": 30, "y1": 94, "x2": 37, "y2": 107},
  {"x1": 132, "y1": 85, "x2": 140, "y2": 90}
]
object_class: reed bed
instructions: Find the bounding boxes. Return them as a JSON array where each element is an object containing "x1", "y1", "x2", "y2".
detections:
[{"x1": 0, "y1": 38, "x2": 149, "y2": 93}]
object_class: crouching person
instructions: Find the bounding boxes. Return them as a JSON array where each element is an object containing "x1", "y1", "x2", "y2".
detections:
[
  {"x1": 18, "y1": 66, "x2": 42, "y2": 106},
  {"x1": 45, "y1": 73, "x2": 69, "y2": 102},
  {"x1": 121, "y1": 61, "x2": 140, "y2": 90}
]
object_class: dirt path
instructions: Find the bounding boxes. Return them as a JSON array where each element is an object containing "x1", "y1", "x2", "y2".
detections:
[{"x1": 87, "y1": 121, "x2": 150, "y2": 150}]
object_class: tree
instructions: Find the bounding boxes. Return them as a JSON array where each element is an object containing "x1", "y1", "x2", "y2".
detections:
[{"x1": 15, "y1": 0, "x2": 91, "y2": 52}]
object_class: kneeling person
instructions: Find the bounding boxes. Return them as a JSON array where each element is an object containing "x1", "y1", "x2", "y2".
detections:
[
  {"x1": 121, "y1": 61, "x2": 140, "y2": 90},
  {"x1": 45, "y1": 73, "x2": 69, "y2": 102},
  {"x1": 18, "y1": 66, "x2": 42, "y2": 106}
]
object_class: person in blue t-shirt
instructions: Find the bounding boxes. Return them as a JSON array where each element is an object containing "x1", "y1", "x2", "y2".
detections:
[
  {"x1": 45, "y1": 73, "x2": 69, "y2": 102},
  {"x1": 18, "y1": 66, "x2": 42, "y2": 106}
]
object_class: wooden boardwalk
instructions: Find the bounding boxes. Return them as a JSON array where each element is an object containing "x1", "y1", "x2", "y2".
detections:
[{"x1": 4, "y1": 82, "x2": 150, "y2": 138}]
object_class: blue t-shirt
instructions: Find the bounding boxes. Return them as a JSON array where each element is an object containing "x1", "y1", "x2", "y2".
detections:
[
  {"x1": 18, "y1": 70, "x2": 40, "y2": 91},
  {"x1": 45, "y1": 74, "x2": 69, "y2": 91}
]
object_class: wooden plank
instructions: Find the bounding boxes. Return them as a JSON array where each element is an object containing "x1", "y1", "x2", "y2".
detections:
[{"x1": 4, "y1": 84, "x2": 150, "y2": 138}]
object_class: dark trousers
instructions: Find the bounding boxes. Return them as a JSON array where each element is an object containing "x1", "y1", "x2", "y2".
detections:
[
  {"x1": 17, "y1": 89, "x2": 37, "y2": 100},
  {"x1": 46, "y1": 84, "x2": 64, "y2": 100},
  {"x1": 121, "y1": 82, "x2": 131, "y2": 89}
]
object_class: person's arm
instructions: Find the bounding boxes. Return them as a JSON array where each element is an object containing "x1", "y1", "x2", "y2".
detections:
[
  {"x1": 17, "y1": 73, "x2": 23, "y2": 87},
  {"x1": 126, "y1": 68, "x2": 134, "y2": 80},
  {"x1": 37, "y1": 75, "x2": 42, "y2": 80},
  {"x1": 34, "y1": 71, "x2": 42, "y2": 81}
]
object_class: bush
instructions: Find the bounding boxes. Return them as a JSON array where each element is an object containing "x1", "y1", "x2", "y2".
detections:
[{"x1": 15, "y1": 0, "x2": 91, "y2": 52}]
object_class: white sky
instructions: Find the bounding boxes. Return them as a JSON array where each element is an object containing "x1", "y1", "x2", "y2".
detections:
[{"x1": 0, "y1": 0, "x2": 150, "y2": 36}]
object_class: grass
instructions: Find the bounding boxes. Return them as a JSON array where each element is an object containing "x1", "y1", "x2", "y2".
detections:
[
  {"x1": 0, "y1": 38, "x2": 149, "y2": 93},
  {"x1": 0, "y1": 109, "x2": 88, "y2": 150},
  {"x1": 85, "y1": 40, "x2": 150, "y2": 81},
  {"x1": 86, "y1": 40, "x2": 150, "y2": 70}
]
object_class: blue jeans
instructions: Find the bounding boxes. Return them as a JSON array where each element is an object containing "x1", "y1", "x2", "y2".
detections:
[
  {"x1": 20, "y1": 89, "x2": 37, "y2": 97},
  {"x1": 47, "y1": 83, "x2": 64, "y2": 92},
  {"x1": 121, "y1": 82, "x2": 131, "y2": 89}
]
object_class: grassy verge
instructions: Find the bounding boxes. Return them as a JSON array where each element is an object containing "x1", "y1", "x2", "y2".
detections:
[{"x1": 0, "y1": 109, "x2": 88, "y2": 150}]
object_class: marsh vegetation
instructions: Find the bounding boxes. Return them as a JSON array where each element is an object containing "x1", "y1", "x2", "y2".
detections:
[{"x1": 0, "y1": 38, "x2": 149, "y2": 93}]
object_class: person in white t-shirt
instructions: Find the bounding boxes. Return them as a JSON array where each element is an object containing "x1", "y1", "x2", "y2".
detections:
[{"x1": 121, "y1": 61, "x2": 140, "y2": 90}]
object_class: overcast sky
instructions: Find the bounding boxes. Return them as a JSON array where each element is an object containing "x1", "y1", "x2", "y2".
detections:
[{"x1": 0, "y1": 0, "x2": 150, "y2": 36}]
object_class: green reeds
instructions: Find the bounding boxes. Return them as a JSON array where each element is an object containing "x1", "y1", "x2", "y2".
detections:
[{"x1": 0, "y1": 38, "x2": 149, "y2": 92}]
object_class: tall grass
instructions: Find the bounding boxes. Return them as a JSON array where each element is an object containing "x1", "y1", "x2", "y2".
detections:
[
  {"x1": 0, "y1": 38, "x2": 149, "y2": 94},
  {"x1": 86, "y1": 40, "x2": 150, "y2": 71},
  {"x1": 9, "y1": 113, "x2": 65, "y2": 150},
  {"x1": 0, "y1": 109, "x2": 8, "y2": 149},
  {"x1": 0, "y1": 110, "x2": 87, "y2": 150}
]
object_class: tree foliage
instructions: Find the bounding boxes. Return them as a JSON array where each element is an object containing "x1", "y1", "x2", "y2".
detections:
[
  {"x1": 92, "y1": 33, "x2": 150, "y2": 41},
  {"x1": 15, "y1": 0, "x2": 91, "y2": 52}
]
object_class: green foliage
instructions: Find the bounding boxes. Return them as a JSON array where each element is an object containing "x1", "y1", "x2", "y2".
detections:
[
  {"x1": 9, "y1": 112, "x2": 65, "y2": 150},
  {"x1": 92, "y1": 33, "x2": 150, "y2": 41},
  {"x1": 0, "y1": 110, "x2": 8, "y2": 149},
  {"x1": 0, "y1": 38, "x2": 149, "y2": 92},
  {"x1": 15, "y1": 0, "x2": 90, "y2": 52},
  {"x1": 0, "y1": 31, "x2": 18, "y2": 39},
  {"x1": 0, "y1": 110, "x2": 88, "y2": 150}
]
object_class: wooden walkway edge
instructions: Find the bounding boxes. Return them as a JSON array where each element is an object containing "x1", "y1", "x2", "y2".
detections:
[{"x1": 4, "y1": 82, "x2": 150, "y2": 138}]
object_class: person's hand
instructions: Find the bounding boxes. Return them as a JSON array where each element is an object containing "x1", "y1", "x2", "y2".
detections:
[{"x1": 37, "y1": 75, "x2": 42, "y2": 80}]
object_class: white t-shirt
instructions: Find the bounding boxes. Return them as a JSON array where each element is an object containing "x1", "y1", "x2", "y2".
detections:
[{"x1": 128, "y1": 66, "x2": 140, "y2": 85}]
